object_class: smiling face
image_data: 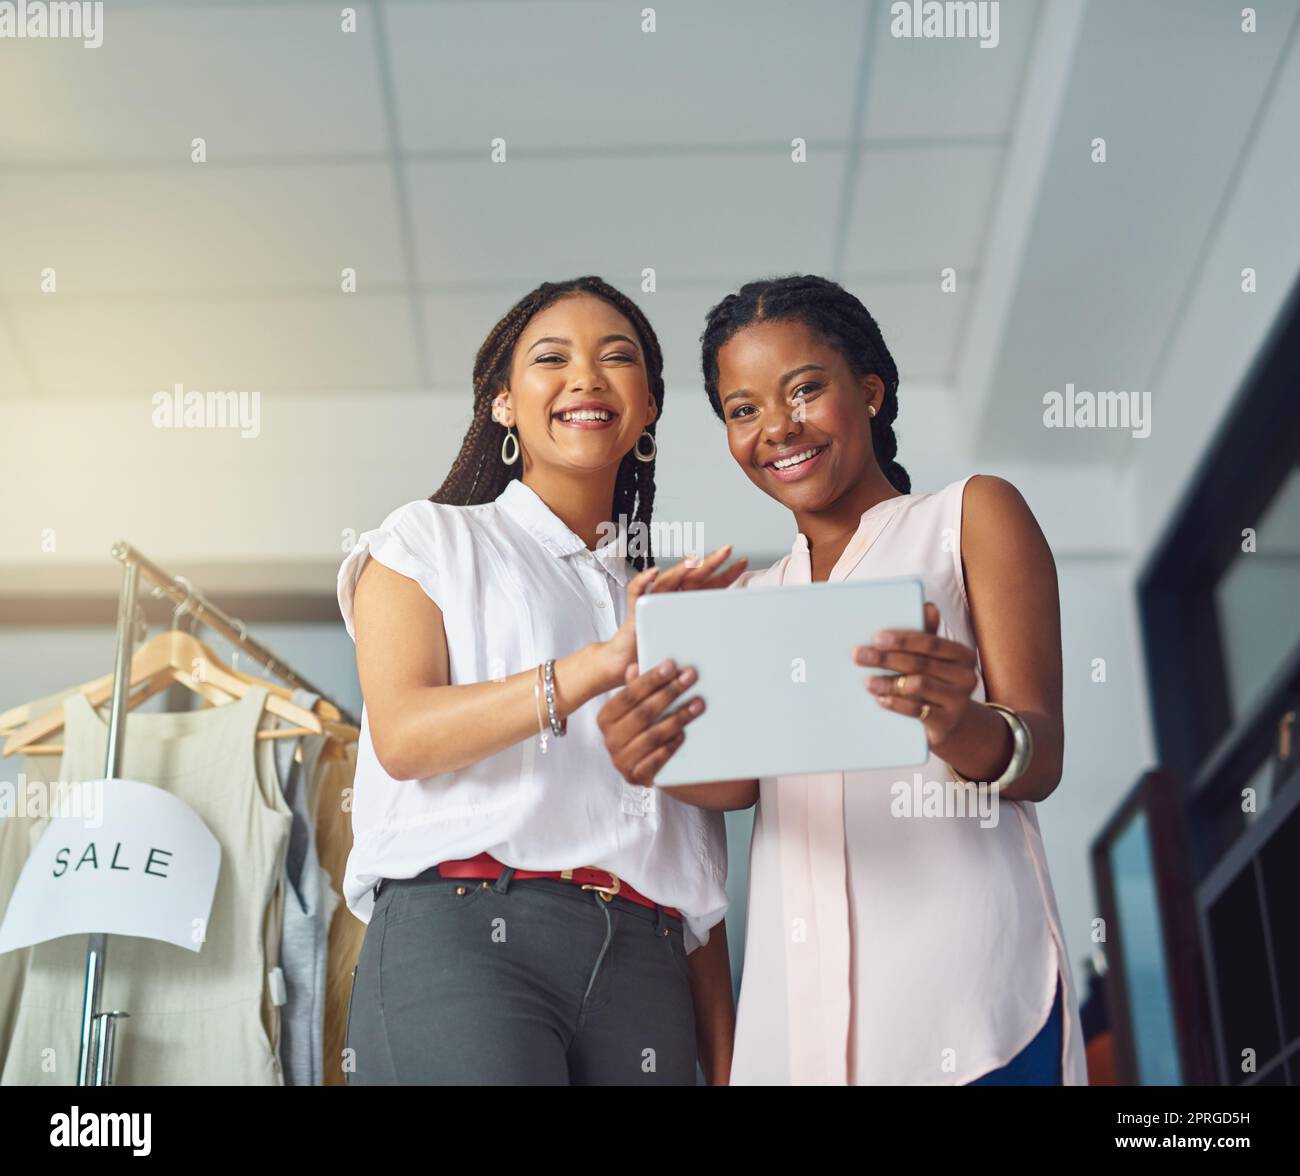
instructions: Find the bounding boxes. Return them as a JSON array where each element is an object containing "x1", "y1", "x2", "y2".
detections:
[
  {"x1": 716, "y1": 317, "x2": 884, "y2": 512},
  {"x1": 495, "y1": 292, "x2": 657, "y2": 476}
]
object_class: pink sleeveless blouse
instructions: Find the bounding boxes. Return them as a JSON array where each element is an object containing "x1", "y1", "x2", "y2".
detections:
[{"x1": 728, "y1": 476, "x2": 1088, "y2": 1085}]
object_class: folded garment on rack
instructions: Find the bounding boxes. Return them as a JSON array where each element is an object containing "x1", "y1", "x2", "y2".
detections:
[
  {"x1": 315, "y1": 739, "x2": 362, "y2": 1087},
  {"x1": 0, "y1": 687, "x2": 76, "y2": 1065},
  {"x1": 272, "y1": 689, "x2": 342, "y2": 1087},
  {"x1": 0, "y1": 785, "x2": 39, "y2": 1065},
  {"x1": 1, "y1": 686, "x2": 291, "y2": 1087}
]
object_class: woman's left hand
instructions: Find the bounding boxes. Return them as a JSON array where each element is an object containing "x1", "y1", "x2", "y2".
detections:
[{"x1": 852, "y1": 602, "x2": 979, "y2": 748}]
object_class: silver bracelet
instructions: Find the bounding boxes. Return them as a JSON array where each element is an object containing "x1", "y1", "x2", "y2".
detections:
[
  {"x1": 947, "y1": 703, "x2": 1034, "y2": 792},
  {"x1": 983, "y1": 703, "x2": 1033, "y2": 793},
  {"x1": 533, "y1": 663, "x2": 549, "y2": 753},
  {"x1": 542, "y1": 659, "x2": 567, "y2": 737}
]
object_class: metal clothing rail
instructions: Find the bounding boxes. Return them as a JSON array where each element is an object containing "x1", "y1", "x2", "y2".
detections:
[
  {"x1": 77, "y1": 540, "x2": 356, "y2": 1086},
  {"x1": 109, "y1": 541, "x2": 359, "y2": 728}
]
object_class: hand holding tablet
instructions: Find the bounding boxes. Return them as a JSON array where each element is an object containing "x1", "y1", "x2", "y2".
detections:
[
  {"x1": 599, "y1": 544, "x2": 750, "y2": 688},
  {"x1": 852, "y1": 600, "x2": 983, "y2": 750},
  {"x1": 619, "y1": 577, "x2": 932, "y2": 787}
]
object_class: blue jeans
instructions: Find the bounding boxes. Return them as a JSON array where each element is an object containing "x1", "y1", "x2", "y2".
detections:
[{"x1": 967, "y1": 976, "x2": 1064, "y2": 1085}]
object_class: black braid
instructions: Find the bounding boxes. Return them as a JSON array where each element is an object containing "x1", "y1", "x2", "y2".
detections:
[
  {"x1": 430, "y1": 276, "x2": 665, "y2": 569},
  {"x1": 699, "y1": 274, "x2": 911, "y2": 494}
]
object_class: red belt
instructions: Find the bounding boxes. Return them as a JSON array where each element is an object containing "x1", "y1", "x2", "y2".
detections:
[{"x1": 436, "y1": 852, "x2": 681, "y2": 921}]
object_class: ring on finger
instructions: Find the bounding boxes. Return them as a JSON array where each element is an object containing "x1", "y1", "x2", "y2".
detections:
[
  {"x1": 895, "y1": 674, "x2": 908, "y2": 696},
  {"x1": 918, "y1": 702, "x2": 931, "y2": 722}
]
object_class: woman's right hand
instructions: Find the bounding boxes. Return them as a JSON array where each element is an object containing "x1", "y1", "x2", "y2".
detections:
[
  {"x1": 595, "y1": 544, "x2": 746, "y2": 782},
  {"x1": 599, "y1": 544, "x2": 748, "y2": 684},
  {"x1": 597, "y1": 658, "x2": 705, "y2": 786}
]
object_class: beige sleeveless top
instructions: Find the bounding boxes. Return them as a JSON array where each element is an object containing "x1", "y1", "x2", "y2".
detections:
[
  {"x1": 1, "y1": 687, "x2": 291, "y2": 1086},
  {"x1": 729, "y1": 477, "x2": 1088, "y2": 1085}
]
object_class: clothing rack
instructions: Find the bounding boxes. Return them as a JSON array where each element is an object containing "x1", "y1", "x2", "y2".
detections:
[{"x1": 77, "y1": 540, "x2": 356, "y2": 1086}]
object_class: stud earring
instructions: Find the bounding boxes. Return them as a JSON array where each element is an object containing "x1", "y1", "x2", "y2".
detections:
[
  {"x1": 867, "y1": 404, "x2": 878, "y2": 417},
  {"x1": 634, "y1": 429, "x2": 657, "y2": 463}
]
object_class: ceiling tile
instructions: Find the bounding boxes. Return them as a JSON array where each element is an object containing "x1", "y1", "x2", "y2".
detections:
[
  {"x1": 386, "y1": 0, "x2": 869, "y2": 153},
  {"x1": 841, "y1": 276, "x2": 971, "y2": 383},
  {"x1": 0, "y1": 165, "x2": 407, "y2": 294},
  {"x1": 10, "y1": 292, "x2": 421, "y2": 396},
  {"x1": 863, "y1": 0, "x2": 1040, "y2": 140},
  {"x1": 841, "y1": 144, "x2": 1001, "y2": 274},
  {"x1": 421, "y1": 288, "x2": 528, "y2": 394},
  {"x1": 627, "y1": 285, "x2": 729, "y2": 391},
  {"x1": 0, "y1": 5, "x2": 388, "y2": 163},
  {"x1": 407, "y1": 153, "x2": 846, "y2": 289}
]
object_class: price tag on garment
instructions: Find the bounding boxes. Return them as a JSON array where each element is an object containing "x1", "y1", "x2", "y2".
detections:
[{"x1": 0, "y1": 777, "x2": 221, "y2": 954}]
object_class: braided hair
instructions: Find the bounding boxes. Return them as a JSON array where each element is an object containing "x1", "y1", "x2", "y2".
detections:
[
  {"x1": 430, "y1": 276, "x2": 665, "y2": 570},
  {"x1": 700, "y1": 274, "x2": 910, "y2": 494}
]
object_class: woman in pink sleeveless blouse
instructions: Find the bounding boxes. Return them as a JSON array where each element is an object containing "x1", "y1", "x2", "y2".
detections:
[{"x1": 597, "y1": 275, "x2": 1087, "y2": 1085}]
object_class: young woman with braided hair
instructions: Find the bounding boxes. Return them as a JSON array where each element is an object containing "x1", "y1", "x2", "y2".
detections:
[
  {"x1": 338, "y1": 276, "x2": 746, "y2": 1084},
  {"x1": 597, "y1": 274, "x2": 1088, "y2": 1086}
]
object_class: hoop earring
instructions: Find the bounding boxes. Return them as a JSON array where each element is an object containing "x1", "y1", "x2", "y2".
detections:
[
  {"x1": 501, "y1": 426, "x2": 520, "y2": 466},
  {"x1": 634, "y1": 429, "x2": 657, "y2": 463}
]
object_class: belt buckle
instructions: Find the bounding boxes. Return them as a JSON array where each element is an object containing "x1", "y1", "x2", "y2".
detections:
[{"x1": 580, "y1": 869, "x2": 621, "y2": 903}]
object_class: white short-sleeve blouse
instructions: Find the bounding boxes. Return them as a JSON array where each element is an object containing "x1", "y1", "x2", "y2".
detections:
[{"x1": 336, "y1": 478, "x2": 729, "y2": 952}]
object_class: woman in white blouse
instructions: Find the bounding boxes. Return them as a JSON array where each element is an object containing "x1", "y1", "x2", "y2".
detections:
[
  {"x1": 598, "y1": 274, "x2": 1088, "y2": 1085},
  {"x1": 338, "y1": 276, "x2": 746, "y2": 1085}
]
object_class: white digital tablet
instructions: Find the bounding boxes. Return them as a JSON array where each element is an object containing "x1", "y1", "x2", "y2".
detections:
[{"x1": 635, "y1": 577, "x2": 929, "y2": 786}]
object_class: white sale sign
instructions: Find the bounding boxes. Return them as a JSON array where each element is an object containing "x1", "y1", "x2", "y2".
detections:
[{"x1": 0, "y1": 777, "x2": 221, "y2": 953}]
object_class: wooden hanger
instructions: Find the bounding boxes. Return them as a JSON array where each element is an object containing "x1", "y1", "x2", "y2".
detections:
[
  {"x1": 204, "y1": 619, "x2": 349, "y2": 723},
  {"x1": 0, "y1": 653, "x2": 347, "y2": 731},
  {"x1": 0, "y1": 670, "x2": 346, "y2": 733},
  {"x1": 4, "y1": 629, "x2": 358, "y2": 758}
]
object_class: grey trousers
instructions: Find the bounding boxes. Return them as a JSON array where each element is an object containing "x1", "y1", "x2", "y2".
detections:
[{"x1": 345, "y1": 866, "x2": 698, "y2": 1085}]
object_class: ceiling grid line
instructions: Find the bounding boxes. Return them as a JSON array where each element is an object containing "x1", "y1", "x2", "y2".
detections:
[
  {"x1": 0, "y1": 269, "x2": 970, "y2": 305},
  {"x1": 370, "y1": 0, "x2": 432, "y2": 388},
  {"x1": 945, "y1": 0, "x2": 1046, "y2": 385},
  {"x1": 0, "y1": 136, "x2": 1013, "y2": 175},
  {"x1": 830, "y1": 0, "x2": 879, "y2": 280}
]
